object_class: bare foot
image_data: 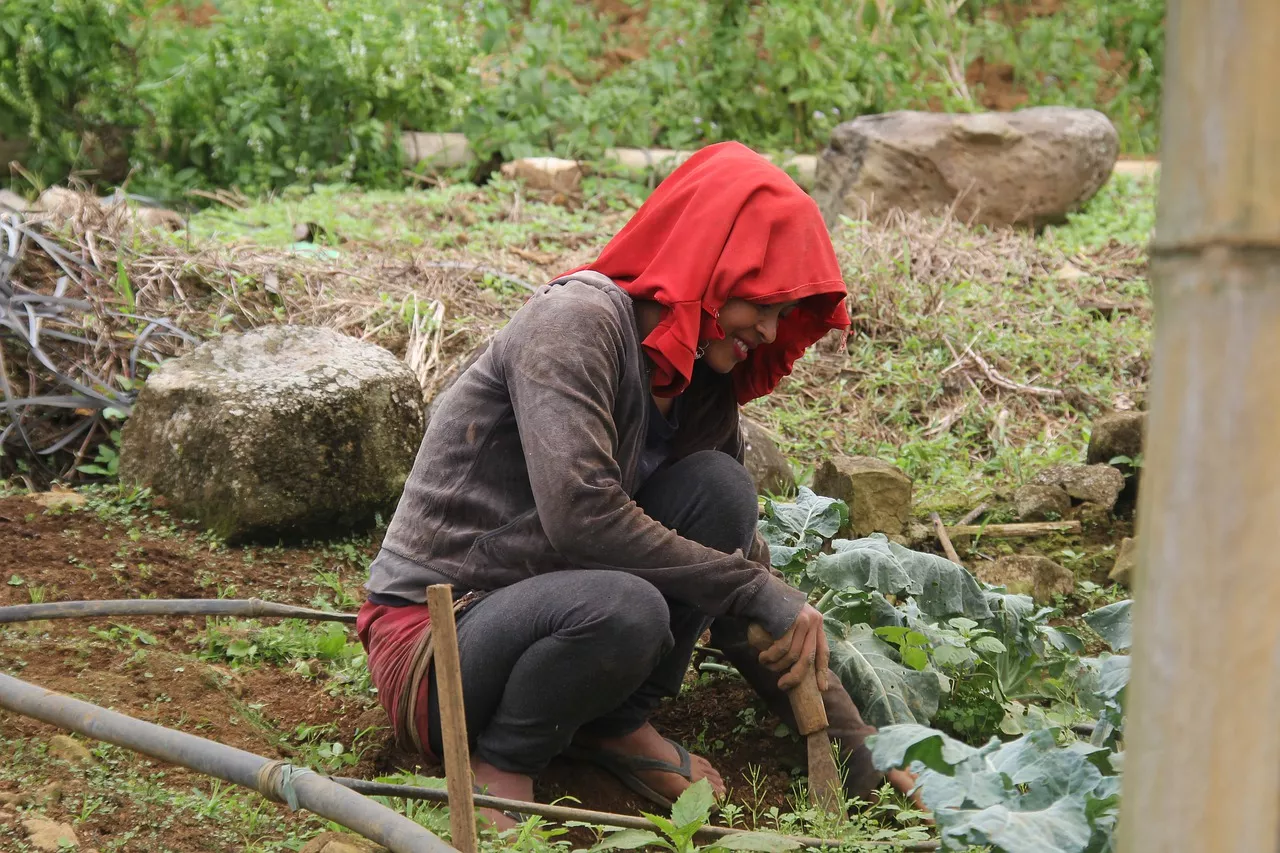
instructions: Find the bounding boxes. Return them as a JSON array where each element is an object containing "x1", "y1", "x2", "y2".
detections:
[
  {"x1": 472, "y1": 758, "x2": 534, "y2": 832},
  {"x1": 885, "y1": 768, "x2": 931, "y2": 821},
  {"x1": 581, "y1": 722, "x2": 725, "y2": 803}
]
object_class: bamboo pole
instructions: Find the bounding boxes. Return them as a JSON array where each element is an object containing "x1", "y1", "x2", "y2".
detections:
[
  {"x1": 1118, "y1": 2, "x2": 1280, "y2": 852},
  {"x1": 427, "y1": 585, "x2": 478, "y2": 853}
]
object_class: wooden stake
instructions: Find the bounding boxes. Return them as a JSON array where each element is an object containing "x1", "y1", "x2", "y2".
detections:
[
  {"x1": 929, "y1": 512, "x2": 963, "y2": 566},
  {"x1": 1119, "y1": 2, "x2": 1280, "y2": 851},
  {"x1": 426, "y1": 584, "x2": 478, "y2": 853}
]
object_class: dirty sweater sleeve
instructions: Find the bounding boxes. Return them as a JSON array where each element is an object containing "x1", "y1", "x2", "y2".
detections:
[{"x1": 497, "y1": 293, "x2": 805, "y2": 639}]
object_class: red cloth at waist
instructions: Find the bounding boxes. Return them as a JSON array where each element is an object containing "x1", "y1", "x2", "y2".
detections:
[{"x1": 356, "y1": 600, "x2": 437, "y2": 762}]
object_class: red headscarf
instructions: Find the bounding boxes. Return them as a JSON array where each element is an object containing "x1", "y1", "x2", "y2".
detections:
[{"x1": 561, "y1": 142, "x2": 850, "y2": 404}]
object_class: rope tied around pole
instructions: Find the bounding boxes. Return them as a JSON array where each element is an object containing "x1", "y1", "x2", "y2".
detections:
[{"x1": 256, "y1": 759, "x2": 317, "y2": 811}]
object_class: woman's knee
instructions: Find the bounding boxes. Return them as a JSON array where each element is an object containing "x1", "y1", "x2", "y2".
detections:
[
  {"x1": 569, "y1": 571, "x2": 672, "y2": 656},
  {"x1": 675, "y1": 450, "x2": 759, "y2": 548}
]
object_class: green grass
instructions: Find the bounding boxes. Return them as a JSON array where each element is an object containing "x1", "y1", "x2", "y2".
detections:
[
  {"x1": 753, "y1": 175, "x2": 1158, "y2": 508},
  {"x1": 187, "y1": 173, "x2": 647, "y2": 259},
  {"x1": 181, "y1": 171, "x2": 1157, "y2": 513}
]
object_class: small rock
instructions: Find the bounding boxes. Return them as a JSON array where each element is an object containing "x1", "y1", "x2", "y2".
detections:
[
  {"x1": 1109, "y1": 537, "x2": 1137, "y2": 586},
  {"x1": 35, "y1": 187, "x2": 87, "y2": 219},
  {"x1": 299, "y1": 831, "x2": 385, "y2": 853},
  {"x1": 812, "y1": 456, "x2": 912, "y2": 537},
  {"x1": 1014, "y1": 484, "x2": 1071, "y2": 521},
  {"x1": 1055, "y1": 262, "x2": 1090, "y2": 281},
  {"x1": 1087, "y1": 411, "x2": 1146, "y2": 477},
  {"x1": 38, "y1": 781, "x2": 65, "y2": 805},
  {"x1": 1031, "y1": 464, "x2": 1125, "y2": 511},
  {"x1": 0, "y1": 188, "x2": 32, "y2": 212},
  {"x1": 29, "y1": 488, "x2": 88, "y2": 511},
  {"x1": 130, "y1": 206, "x2": 185, "y2": 232},
  {"x1": 891, "y1": 520, "x2": 934, "y2": 550},
  {"x1": 48, "y1": 734, "x2": 95, "y2": 764},
  {"x1": 23, "y1": 818, "x2": 78, "y2": 852},
  {"x1": 740, "y1": 418, "x2": 796, "y2": 496},
  {"x1": 399, "y1": 131, "x2": 474, "y2": 170},
  {"x1": 500, "y1": 157, "x2": 584, "y2": 194},
  {"x1": 977, "y1": 555, "x2": 1075, "y2": 604}
]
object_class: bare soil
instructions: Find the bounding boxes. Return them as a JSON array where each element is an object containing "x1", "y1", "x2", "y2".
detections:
[{"x1": 0, "y1": 494, "x2": 810, "y2": 851}]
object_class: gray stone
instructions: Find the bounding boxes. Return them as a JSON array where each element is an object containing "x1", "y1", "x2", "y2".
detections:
[
  {"x1": 1087, "y1": 410, "x2": 1146, "y2": 475},
  {"x1": 813, "y1": 107, "x2": 1119, "y2": 228},
  {"x1": 47, "y1": 735, "x2": 94, "y2": 764},
  {"x1": 120, "y1": 326, "x2": 424, "y2": 541},
  {"x1": 1031, "y1": 463, "x2": 1125, "y2": 511},
  {"x1": 1109, "y1": 537, "x2": 1138, "y2": 586},
  {"x1": 1014, "y1": 484, "x2": 1071, "y2": 521},
  {"x1": 977, "y1": 555, "x2": 1075, "y2": 605},
  {"x1": 812, "y1": 456, "x2": 912, "y2": 537},
  {"x1": 740, "y1": 419, "x2": 795, "y2": 497}
]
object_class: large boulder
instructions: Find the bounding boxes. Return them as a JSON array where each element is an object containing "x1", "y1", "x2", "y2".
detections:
[
  {"x1": 812, "y1": 107, "x2": 1119, "y2": 229},
  {"x1": 740, "y1": 419, "x2": 796, "y2": 496},
  {"x1": 120, "y1": 326, "x2": 425, "y2": 541},
  {"x1": 812, "y1": 456, "x2": 912, "y2": 537}
]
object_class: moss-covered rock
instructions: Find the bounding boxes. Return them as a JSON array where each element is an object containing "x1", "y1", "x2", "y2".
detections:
[{"x1": 120, "y1": 326, "x2": 424, "y2": 542}]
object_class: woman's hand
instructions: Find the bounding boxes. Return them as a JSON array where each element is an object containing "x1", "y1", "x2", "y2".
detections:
[{"x1": 756, "y1": 604, "x2": 830, "y2": 691}]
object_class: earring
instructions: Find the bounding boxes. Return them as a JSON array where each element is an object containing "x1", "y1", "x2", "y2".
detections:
[{"x1": 694, "y1": 344, "x2": 707, "y2": 359}]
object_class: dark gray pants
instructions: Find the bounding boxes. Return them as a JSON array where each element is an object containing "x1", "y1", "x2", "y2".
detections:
[
  {"x1": 425, "y1": 450, "x2": 756, "y2": 775},
  {"x1": 425, "y1": 450, "x2": 882, "y2": 798}
]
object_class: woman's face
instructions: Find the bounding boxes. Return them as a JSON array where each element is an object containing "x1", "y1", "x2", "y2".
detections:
[{"x1": 702, "y1": 298, "x2": 799, "y2": 374}]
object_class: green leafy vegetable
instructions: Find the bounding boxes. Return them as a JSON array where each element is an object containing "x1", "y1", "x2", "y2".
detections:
[
  {"x1": 828, "y1": 624, "x2": 945, "y2": 727},
  {"x1": 812, "y1": 534, "x2": 993, "y2": 620},
  {"x1": 757, "y1": 487, "x2": 848, "y2": 572},
  {"x1": 869, "y1": 725, "x2": 1121, "y2": 853},
  {"x1": 1083, "y1": 600, "x2": 1133, "y2": 652}
]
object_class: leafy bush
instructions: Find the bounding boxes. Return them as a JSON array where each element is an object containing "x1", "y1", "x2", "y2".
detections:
[
  {"x1": 0, "y1": 0, "x2": 148, "y2": 184},
  {"x1": 756, "y1": 488, "x2": 1138, "y2": 853},
  {"x1": 758, "y1": 489, "x2": 1130, "y2": 743},
  {"x1": 137, "y1": 0, "x2": 478, "y2": 194}
]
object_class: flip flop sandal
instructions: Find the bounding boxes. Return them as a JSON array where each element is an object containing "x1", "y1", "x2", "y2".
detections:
[{"x1": 561, "y1": 737, "x2": 696, "y2": 810}]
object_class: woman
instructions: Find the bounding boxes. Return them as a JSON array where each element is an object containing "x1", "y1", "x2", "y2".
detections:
[{"x1": 358, "y1": 142, "x2": 915, "y2": 828}]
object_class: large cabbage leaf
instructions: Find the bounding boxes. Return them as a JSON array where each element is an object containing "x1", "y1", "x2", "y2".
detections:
[
  {"x1": 827, "y1": 624, "x2": 945, "y2": 727},
  {"x1": 1083, "y1": 600, "x2": 1132, "y2": 652},
  {"x1": 811, "y1": 534, "x2": 992, "y2": 620},
  {"x1": 868, "y1": 725, "x2": 1121, "y2": 853}
]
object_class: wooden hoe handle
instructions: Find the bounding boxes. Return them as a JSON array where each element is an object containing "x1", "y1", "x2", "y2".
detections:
[{"x1": 747, "y1": 623, "x2": 829, "y2": 736}]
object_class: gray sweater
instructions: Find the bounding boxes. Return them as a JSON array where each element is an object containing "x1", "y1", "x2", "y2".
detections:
[{"x1": 366, "y1": 272, "x2": 806, "y2": 639}]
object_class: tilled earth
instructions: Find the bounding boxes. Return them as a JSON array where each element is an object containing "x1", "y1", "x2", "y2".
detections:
[{"x1": 0, "y1": 492, "x2": 810, "y2": 852}]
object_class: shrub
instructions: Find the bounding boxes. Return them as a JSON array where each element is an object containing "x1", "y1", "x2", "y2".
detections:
[
  {"x1": 0, "y1": 0, "x2": 149, "y2": 186},
  {"x1": 135, "y1": 0, "x2": 479, "y2": 194}
]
